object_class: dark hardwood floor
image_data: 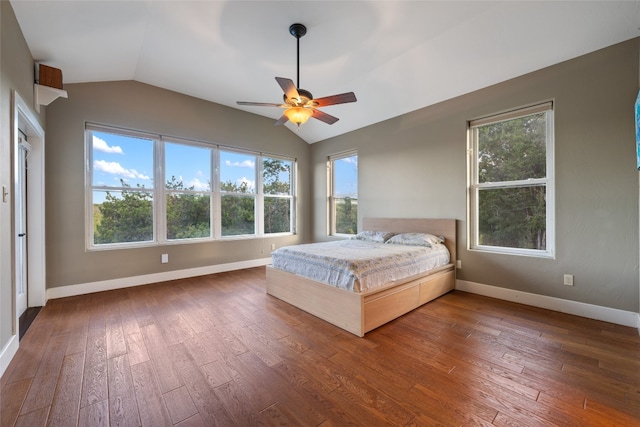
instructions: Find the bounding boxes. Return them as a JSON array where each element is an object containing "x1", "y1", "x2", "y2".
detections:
[{"x1": 1, "y1": 266, "x2": 639, "y2": 426}]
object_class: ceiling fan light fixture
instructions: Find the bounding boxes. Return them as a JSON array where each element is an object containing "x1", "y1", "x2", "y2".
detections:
[{"x1": 284, "y1": 107, "x2": 313, "y2": 128}]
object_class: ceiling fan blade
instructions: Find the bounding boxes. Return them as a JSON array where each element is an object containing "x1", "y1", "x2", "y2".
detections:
[
  {"x1": 236, "y1": 101, "x2": 285, "y2": 107},
  {"x1": 312, "y1": 109, "x2": 339, "y2": 125},
  {"x1": 274, "y1": 115, "x2": 289, "y2": 126},
  {"x1": 275, "y1": 77, "x2": 300, "y2": 103},
  {"x1": 312, "y1": 92, "x2": 357, "y2": 107}
]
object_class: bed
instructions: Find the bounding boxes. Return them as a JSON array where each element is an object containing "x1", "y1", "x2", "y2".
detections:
[{"x1": 266, "y1": 218, "x2": 457, "y2": 337}]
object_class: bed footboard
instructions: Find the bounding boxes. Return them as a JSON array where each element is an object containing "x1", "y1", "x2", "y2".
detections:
[
  {"x1": 266, "y1": 264, "x2": 455, "y2": 337},
  {"x1": 266, "y1": 265, "x2": 364, "y2": 336}
]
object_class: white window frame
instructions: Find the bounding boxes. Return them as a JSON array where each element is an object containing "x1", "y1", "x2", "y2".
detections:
[
  {"x1": 327, "y1": 149, "x2": 358, "y2": 236},
  {"x1": 85, "y1": 123, "x2": 296, "y2": 250},
  {"x1": 85, "y1": 123, "x2": 158, "y2": 249},
  {"x1": 468, "y1": 102, "x2": 555, "y2": 258},
  {"x1": 261, "y1": 154, "x2": 296, "y2": 236}
]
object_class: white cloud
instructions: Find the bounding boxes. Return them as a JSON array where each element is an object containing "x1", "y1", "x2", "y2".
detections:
[
  {"x1": 238, "y1": 177, "x2": 255, "y2": 191},
  {"x1": 342, "y1": 156, "x2": 358, "y2": 165},
  {"x1": 94, "y1": 160, "x2": 150, "y2": 180},
  {"x1": 187, "y1": 177, "x2": 210, "y2": 191},
  {"x1": 224, "y1": 159, "x2": 255, "y2": 168},
  {"x1": 93, "y1": 136, "x2": 123, "y2": 154}
]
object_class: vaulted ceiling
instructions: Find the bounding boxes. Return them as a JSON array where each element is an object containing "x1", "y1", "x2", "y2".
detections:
[{"x1": 10, "y1": 1, "x2": 640, "y2": 143}]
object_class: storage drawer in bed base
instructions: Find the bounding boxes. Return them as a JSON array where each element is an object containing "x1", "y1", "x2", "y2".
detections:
[{"x1": 363, "y1": 268, "x2": 455, "y2": 333}]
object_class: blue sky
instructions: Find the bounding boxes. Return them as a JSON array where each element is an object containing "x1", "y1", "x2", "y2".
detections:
[
  {"x1": 334, "y1": 155, "x2": 358, "y2": 197},
  {"x1": 92, "y1": 130, "x2": 356, "y2": 201}
]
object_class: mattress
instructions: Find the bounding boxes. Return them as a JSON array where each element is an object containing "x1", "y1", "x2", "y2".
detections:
[{"x1": 270, "y1": 239, "x2": 450, "y2": 292}]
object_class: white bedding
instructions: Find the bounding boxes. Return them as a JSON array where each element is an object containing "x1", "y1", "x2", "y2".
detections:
[{"x1": 270, "y1": 239, "x2": 450, "y2": 292}]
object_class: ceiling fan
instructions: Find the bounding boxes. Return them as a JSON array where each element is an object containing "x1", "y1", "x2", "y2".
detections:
[{"x1": 237, "y1": 23, "x2": 357, "y2": 129}]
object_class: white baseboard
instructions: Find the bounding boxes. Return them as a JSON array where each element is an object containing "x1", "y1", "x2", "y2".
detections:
[
  {"x1": 456, "y1": 279, "x2": 640, "y2": 332},
  {"x1": 47, "y1": 258, "x2": 272, "y2": 300},
  {"x1": 0, "y1": 334, "x2": 19, "y2": 379}
]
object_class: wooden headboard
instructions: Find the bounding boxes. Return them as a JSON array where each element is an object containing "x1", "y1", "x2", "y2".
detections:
[{"x1": 362, "y1": 218, "x2": 457, "y2": 263}]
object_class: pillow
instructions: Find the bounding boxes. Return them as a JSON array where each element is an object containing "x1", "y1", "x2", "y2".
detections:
[
  {"x1": 352, "y1": 230, "x2": 396, "y2": 243},
  {"x1": 386, "y1": 232, "x2": 444, "y2": 247}
]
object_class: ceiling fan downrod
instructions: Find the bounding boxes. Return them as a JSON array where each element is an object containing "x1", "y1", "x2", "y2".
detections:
[{"x1": 289, "y1": 23, "x2": 306, "y2": 90}]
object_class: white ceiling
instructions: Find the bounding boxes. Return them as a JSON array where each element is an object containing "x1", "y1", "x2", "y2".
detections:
[{"x1": 10, "y1": 1, "x2": 640, "y2": 144}]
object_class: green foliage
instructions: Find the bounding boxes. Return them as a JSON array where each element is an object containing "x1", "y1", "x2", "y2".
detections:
[
  {"x1": 220, "y1": 176, "x2": 255, "y2": 236},
  {"x1": 166, "y1": 176, "x2": 210, "y2": 240},
  {"x1": 477, "y1": 113, "x2": 547, "y2": 250},
  {"x1": 221, "y1": 195, "x2": 255, "y2": 236},
  {"x1": 264, "y1": 197, "x2": 291, "y2": 233},
  {"x1": 94, "y1": 181, "x2": 153, "y2": 244},
  {"x1": 335, "y1": 197, "x2": 357, "y2": 235}
]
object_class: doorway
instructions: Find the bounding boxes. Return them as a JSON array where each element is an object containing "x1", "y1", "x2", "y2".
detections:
[{"x1": 13, "y1": 91, "x2": 46, "y2": 340}]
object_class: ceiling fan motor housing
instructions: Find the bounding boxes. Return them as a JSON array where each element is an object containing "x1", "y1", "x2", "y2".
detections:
[
  {"x1": 284, "y1": 88, "x2": 313, "y2": 105},
  {"x1": 289, "y1": 23, "x2": 307, "y2": 39}
]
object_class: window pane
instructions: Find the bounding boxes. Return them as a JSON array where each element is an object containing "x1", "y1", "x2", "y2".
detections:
[
  {"x1": 478, "y1": 186, "x2": 546, "y2": 250},
  {"x1": 263, "y1": 157, "x2": 292, "y2": 195},
  {"x1": 93, "y1": 189, "x2": 153, "y2": 244},
  {"x1": 331, "y1": 153, "x2": 358, "y2": 236},
  {"x1": 478, "y1": 113, "x2": 546, "y2": 183},
  {"x1": 91, "y1": 131, "x2": 153, "y2": 188},
  {"x1": 334, "y1": 155, "x2": 358, "y2": 197},
  {"x1": 221, "y1": 195, "x2": 255, "y2": 236},
  {"x1": 165, "y1": 142, "x2": 211, "y2": 191},
  {"x1": 335, "y1": 197, "x2": 358, "y2": 234},
  {"x1": 264, "y1": 197, "x2": 291, "y2": 233},
  {"x1": 167, "y1": 193, "x2": 211, "y2": 240},
  {"x1": 220, "y1": 151, "x2": 256, "y2": 194}
]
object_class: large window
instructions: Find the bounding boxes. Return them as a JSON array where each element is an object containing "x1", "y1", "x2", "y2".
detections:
[
  {"x1": 328, "y1": 151, "x2": 358, "y2": 235},
  {"x1": 86, "y1": 124, "x2": 295, "y2": 248},
  {"x1": 468, "y1": 102, "x2": 554, "y2": 257}
]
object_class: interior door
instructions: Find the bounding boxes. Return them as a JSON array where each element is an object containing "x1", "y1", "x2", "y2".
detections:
[{"x1": 16, "y1": 135, "x2": 30, "y2": 318}]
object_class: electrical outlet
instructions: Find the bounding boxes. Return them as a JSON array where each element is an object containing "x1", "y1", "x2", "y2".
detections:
[
  {"x1": 271, "y1": 243, "x2": 276, "y2": 250},
  {"x1": 456, "y1": 260, "x2": 462, "y2": 269},
  {"x1": 563, "y1": 274, "x2": 574, "y2": 286},
  {"x1": 161, "y1": 254, "x2": 168, "y2": 264}
]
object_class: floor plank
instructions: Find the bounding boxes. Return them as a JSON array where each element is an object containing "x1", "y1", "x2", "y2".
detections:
[{"x1": 107, "y1": 354, "x2": 141, "y2": 427}]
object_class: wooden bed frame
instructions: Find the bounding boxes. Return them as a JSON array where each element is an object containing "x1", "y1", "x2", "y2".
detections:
[{"x1": 266, "y1": 218, "x2": 457, "y2": 337}]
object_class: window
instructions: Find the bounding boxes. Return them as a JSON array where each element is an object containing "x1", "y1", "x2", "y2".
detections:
[
  {"x1": 165, "y1": 141, "x2": 212, "y2": 240},
  {"x1": 468, "y1": 102, "x2": 554, "y2": 257},
  {"x1": 86, "y1": 124, "x2": 296, "y2": 249},
  {"x1": 220, "y1": 150, "x2": 256, "y2": 236},
  {"x1": 89, "y1": 126, "x2": 155, "y2": 245},
  {"x1": 263, "y1": 156, "x2": 295, "y2": 234},
  {"x1": 328, "y1": 151, "x2": 358, "y2": 235}
]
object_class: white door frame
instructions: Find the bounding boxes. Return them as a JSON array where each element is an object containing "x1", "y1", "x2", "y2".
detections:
[{"x1": 12, "y1": 90, "x2": 46, "y2": 331}]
